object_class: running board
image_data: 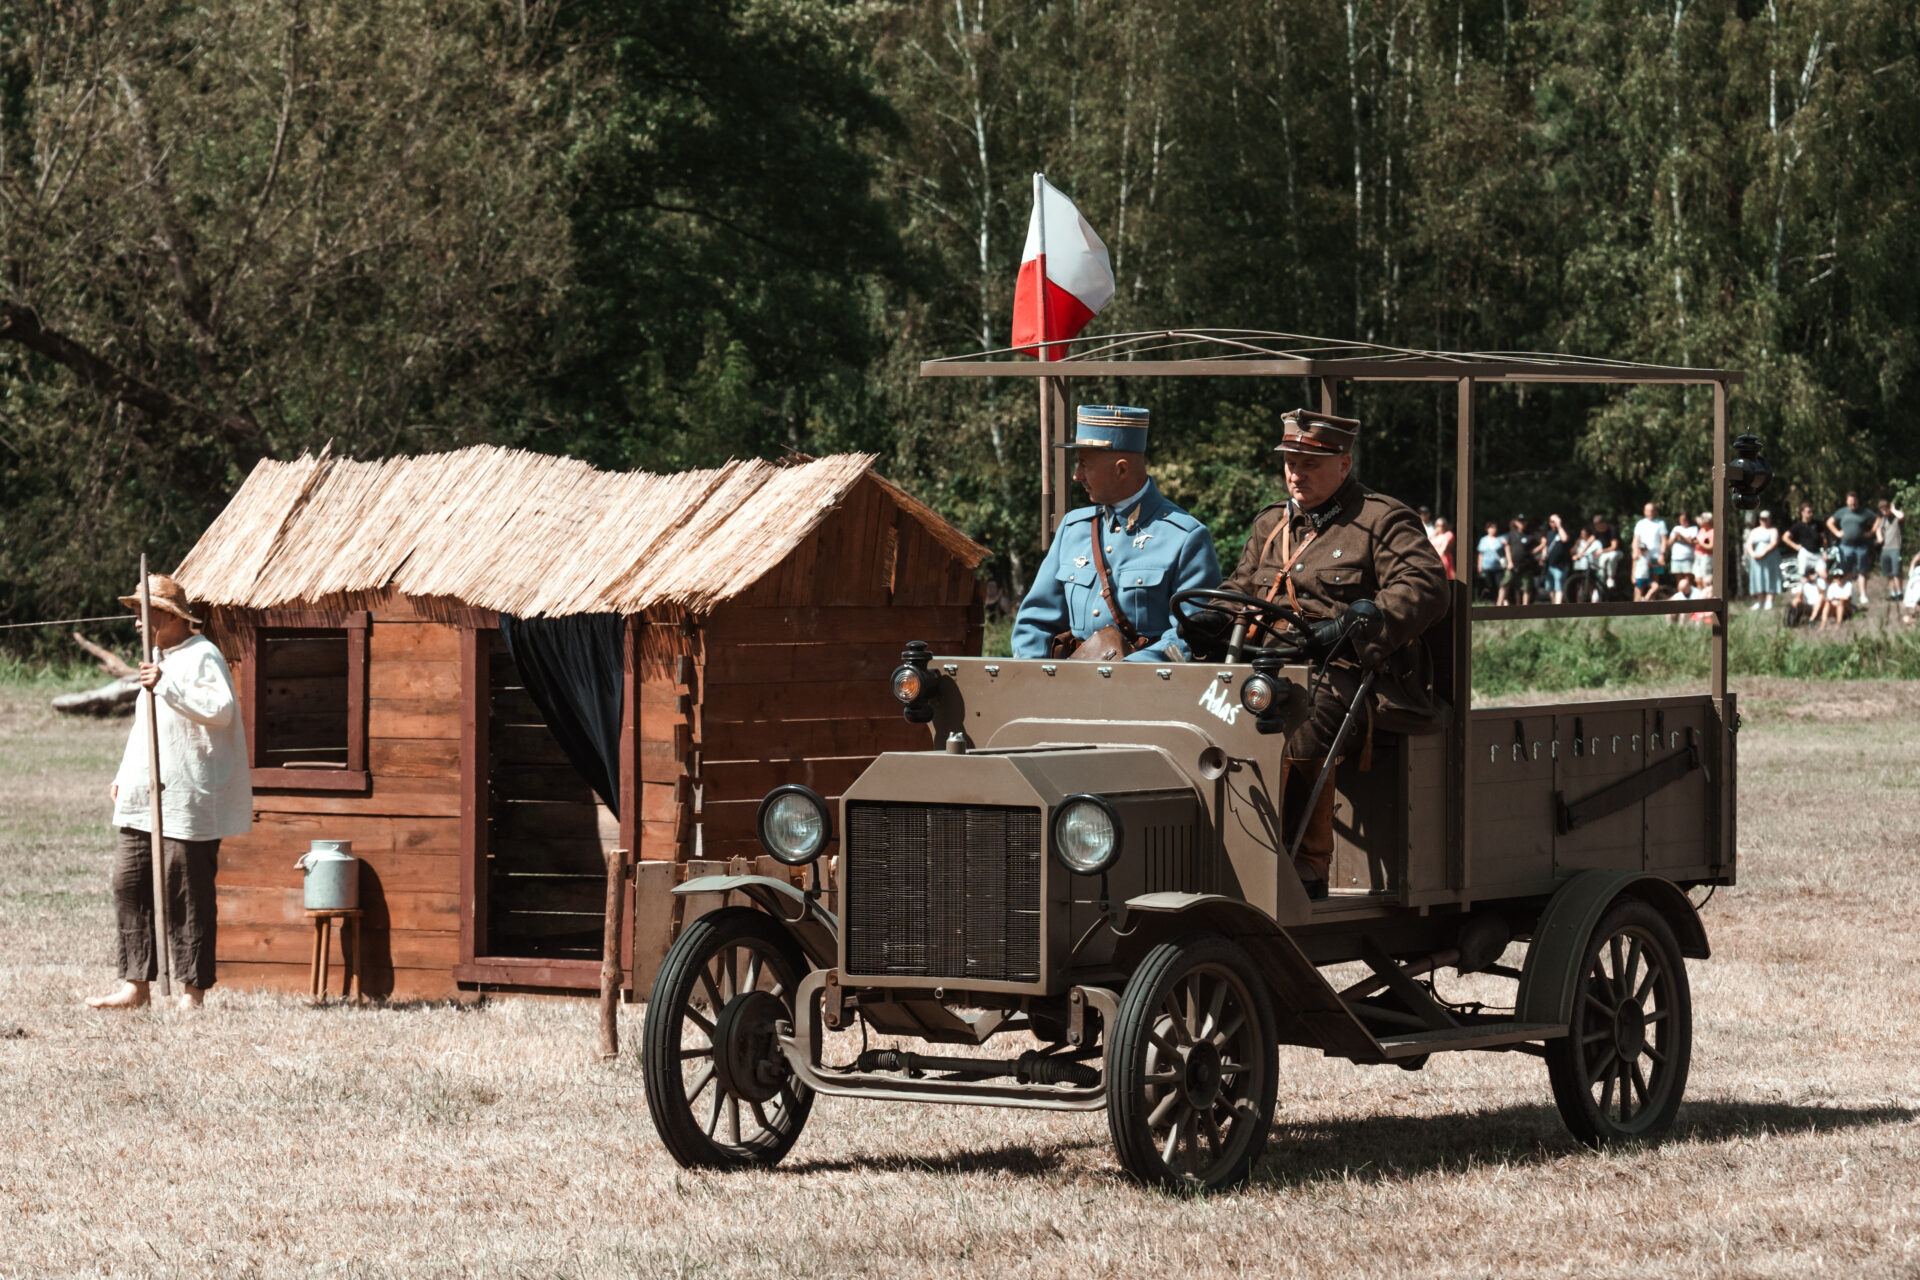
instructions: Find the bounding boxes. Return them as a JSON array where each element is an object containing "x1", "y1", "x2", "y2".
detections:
[{"x1": 1375, "y1": 1021, "x2": 1568, "y2": 1059}]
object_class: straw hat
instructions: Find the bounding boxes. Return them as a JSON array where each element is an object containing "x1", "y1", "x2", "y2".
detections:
[{"x1": 118, "y1": 574, "x2": 202, "y2": 625}]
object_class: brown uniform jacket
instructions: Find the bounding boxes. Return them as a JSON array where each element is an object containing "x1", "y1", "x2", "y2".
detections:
[{"x1": 1224, "y1": 474, "x2": 1452, "y2": 725}]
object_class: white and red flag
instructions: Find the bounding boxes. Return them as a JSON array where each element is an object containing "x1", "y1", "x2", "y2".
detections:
[{"x1": 1011, "y1": 174, "x2": 1114, "y2": 358}]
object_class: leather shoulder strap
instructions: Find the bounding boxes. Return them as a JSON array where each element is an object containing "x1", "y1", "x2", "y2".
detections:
[{"x1": 1090, "y1": 517, "x2": 1141, "y2": 646}]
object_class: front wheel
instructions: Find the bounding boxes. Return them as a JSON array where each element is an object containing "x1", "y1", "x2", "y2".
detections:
[
  {"x1": 1107, "y1": 934, "x2": 1278, "y2": 1190},
  {"x1": 1544, "y1": 898, "x2": 1693, "y2": 1146},
  {"x1": 642, "y1": 907, "x2": 813, "y2": 1169}
]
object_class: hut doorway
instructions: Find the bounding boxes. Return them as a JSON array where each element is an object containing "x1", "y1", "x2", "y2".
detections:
[{"x1": 483, "y1": 631, "x2": 617, "y2": 962}]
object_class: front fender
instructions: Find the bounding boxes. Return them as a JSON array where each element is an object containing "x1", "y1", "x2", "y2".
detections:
[
  {"x1": 1121, "y1": 893, "x2": 1381, "y2": 1061},
  {"x1": 673, "y1": 874, "x2": 838, "y2": 969}
]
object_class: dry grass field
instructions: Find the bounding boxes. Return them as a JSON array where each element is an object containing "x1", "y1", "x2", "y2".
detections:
[{"x1": 2, "y1": 677, "x2": 1917, "y2": 1278}]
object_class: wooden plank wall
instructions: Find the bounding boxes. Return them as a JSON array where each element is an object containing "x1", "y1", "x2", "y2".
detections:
[
  {"x1": 691, "y1": 478, "x2": 983, "y2": 864},
  {"x1": 215, "y1": 594, "x2": 466, "y2": 999}
]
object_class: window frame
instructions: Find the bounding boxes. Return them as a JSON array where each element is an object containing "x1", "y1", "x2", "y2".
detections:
[{"x1": 239, "y1": 609, "x2": 371, "y2": 792}]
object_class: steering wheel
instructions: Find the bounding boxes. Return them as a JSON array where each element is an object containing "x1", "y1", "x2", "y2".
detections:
[{"x1": 1172, "y1": 588, "x2": 1311, "y2": 663}]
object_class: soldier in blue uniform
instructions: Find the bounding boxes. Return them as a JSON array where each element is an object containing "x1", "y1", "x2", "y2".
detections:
[{"x1": 1011, "y1": 405, "x2": 1221, "y2": 662}]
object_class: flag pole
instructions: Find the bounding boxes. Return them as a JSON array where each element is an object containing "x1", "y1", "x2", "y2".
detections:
[
  {"x1": 1035, "y1": 173, "x2": 1055, "y2": 547},
  {"x1": 138, "y1": 555, "x2": 173, "y2": 999}
]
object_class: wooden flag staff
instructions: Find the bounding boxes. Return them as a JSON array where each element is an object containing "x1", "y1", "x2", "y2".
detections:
[{"x1": 138, "y1": 555, "x2": 173, "y2": 999}]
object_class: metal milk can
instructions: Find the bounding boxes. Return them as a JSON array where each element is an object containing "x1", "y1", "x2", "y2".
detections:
[{"x1": 295, "y1": 840, "x2": 359, "y2": 911}]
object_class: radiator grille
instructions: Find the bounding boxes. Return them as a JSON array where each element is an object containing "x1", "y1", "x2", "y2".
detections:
[{"x1": 845, "y1": 802, "x2": 1042, "y2": 984}]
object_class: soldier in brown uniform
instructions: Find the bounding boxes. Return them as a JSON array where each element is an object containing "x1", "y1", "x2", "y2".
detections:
[{"x1": 1211, "y1": 409, "x2": 1450, "y2": 897}]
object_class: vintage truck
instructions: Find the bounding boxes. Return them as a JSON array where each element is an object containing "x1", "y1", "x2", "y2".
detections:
[{"x1": 640, "y1": 332, "x2": 1768, "y2": 1188}]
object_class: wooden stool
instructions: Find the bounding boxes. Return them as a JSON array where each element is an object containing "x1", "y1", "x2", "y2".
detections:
[{"x1": 305, "y1": 909, "x2": 365, "y2": 1004}]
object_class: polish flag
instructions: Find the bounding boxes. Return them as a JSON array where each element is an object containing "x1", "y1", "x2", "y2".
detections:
[{"x1": 1011, "y1": 174, "x2": 1114, "y2": 359}]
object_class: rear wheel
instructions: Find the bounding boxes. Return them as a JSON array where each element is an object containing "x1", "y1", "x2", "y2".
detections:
[
  {"x1": 642, "y1": 907, "x2": 813, "y2": 1169},
  {"x1": 1107, "y1": 934, "x2": 1277, "y2": 1190},
  {"x1": 1544, "y1": 898, "x2": 1692, "y2": 1146}
]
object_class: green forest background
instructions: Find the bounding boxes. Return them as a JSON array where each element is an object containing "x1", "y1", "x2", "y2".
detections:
[{"x1": 4, "y1": 0, "x2": 1918, "y2": 635}]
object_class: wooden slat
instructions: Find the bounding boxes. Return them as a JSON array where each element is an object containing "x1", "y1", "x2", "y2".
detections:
[
  {"x1": 259, "y1": 676, "x2": 349, "y2": 715},
  {"x1": 231, "y1": 813, "x2": 460, "y2": 854},
  {"x1": 699, "y1": 605, "x2": 971, "y2": 644},
  {"x1": 368, "y1": 660, "x2": 460, "y2": 701},
  {"x1": 490, "y1": 840, "x2": 608, "y2": 877},
  {"x1": 218, "y1": 884, "x2": 460, "y2": 933},
  {"x1": 702, "y1": 680, "x2": 897, "y2": 724},
  {"x1": 258, "y1": 637, "x2": 347, "y2": 678},
  {"x1": 451, "y1": 958, "x2": 601, "y2": 990},
  {"x1": 700, "y1": 756, "x2": 869, "y2": 802},
  {"x1": 490, "y1": 723, "x2": 571, "y2": 765},
  {"x1": 492, "y1": 764, "x2": 600, "y2": 804},
  {"x1": 703, "y1": 715, "x2": 933, "y2": 761},
  {"x1": 488, "y1": 875, "x2": 606, "y2": 915},
  {"x1": 639, "y1": 738, "x2": 683, "y2": 783},
  {"x1": 491, "y1": 800, "x2": 608, "y2": 840},
  {"x1": 262, "y1": 711, "x2": 347, "y2": 750},
  {"x1": 220, "y1": 850, "x2": 461, "y2": 894},
  {"x1": 489, "y1": 688, "x2": 545, "y2": 723},
  {"x1": 369, "y1": 737, "x2": 461, "y2": 778},
  {"x1": 461, "y1": 624, "x2": 489, "y2": 964},
  {"x1": 218, "y1": 960, "x2": 466, "y2": 1001},
  {"x1": 368, "y1": 700, "x2": 461, "y2": 739},
  {"x1": 252, "y1": 785, "x2": 461, "y2": 817},
  {"x1": 368, "y1": 623, "x2": 461, "y2": 662},
  {"x1": 699, "y1": 642, "x2": 913, "y2": 685},
  {"x1": 219, "y1": 924, "x2": 461, "y2": 970}
]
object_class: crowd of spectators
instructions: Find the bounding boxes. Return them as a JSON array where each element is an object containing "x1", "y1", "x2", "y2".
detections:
[{"x1": 1416, "y1": 494, "x2": 1917, "y2": 627}]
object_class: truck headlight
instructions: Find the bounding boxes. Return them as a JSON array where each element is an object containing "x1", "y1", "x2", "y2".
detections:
[
  {"x1": 1052, "y1": 795, "x2": 1122, "y2": 874},
  {"x1": 756, "y1": 785, "x2": 832, "y2": 866}
]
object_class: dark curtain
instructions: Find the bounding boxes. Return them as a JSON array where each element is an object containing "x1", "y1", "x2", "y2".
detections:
[{"x1": 499, "y1": 613, "x2": 625, "y2": 817}]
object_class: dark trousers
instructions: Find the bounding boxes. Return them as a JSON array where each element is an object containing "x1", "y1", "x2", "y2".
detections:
[{"x1": 113, "y1": 827, "x2": 219, "y2": 989}]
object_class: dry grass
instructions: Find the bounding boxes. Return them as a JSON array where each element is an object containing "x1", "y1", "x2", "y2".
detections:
[{"x1": 3, "y1": 677, "x2": 1917, "y2": 1277}]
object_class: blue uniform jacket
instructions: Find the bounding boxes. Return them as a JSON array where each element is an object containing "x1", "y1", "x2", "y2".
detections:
[{"x1": 1011, "y1": 479, "x2": 1221, "y2": 662}]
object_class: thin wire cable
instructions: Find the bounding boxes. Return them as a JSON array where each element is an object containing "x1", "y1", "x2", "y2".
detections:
[{"x1": 0, "y1": 614, "x2": 134, "y2": 631}]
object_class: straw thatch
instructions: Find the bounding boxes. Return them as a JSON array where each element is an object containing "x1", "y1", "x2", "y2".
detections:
[{"x1": 173, "y1": 446, "x2": 988, "y2": 617}]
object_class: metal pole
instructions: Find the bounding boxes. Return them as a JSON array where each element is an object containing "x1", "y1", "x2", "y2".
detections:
[
  {"x1": 1710, "y1": 381, "x2": 1729, "y2": 703},
  {"x1": 138, "y1": 555, "x2": 173, "y2": 999},
  {"x1": 1452, "y1": 378, "x2": 1475, "y2": 895},
  {"x1": 1035, "y1": 173, "x2": 1056, "y2": 547}
]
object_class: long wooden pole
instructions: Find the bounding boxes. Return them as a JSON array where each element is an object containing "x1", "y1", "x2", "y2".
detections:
[
  {"x1": 599, "y1": 846, "x2": 628, "y2": 1060},
  {"x1": 1035, "y1": 173, "x2": 1055, "y2": 547},
  {"x1": 138, "y1": 556, "x2": 172, "y2": 999}
]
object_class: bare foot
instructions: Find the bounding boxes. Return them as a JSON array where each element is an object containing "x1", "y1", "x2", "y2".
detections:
[
  {"x1": 85, "y1": 981, "x2": 150, "y2": 1010},
  {"x1": 176, "y1": 985, "x2": 205, "y2": 1011}
]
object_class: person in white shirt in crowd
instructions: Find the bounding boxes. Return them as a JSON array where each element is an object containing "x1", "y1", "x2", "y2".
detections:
[
  {"x1": 1788, "y1": 563, "x2": 1826, "y2": 628},
  {"x1": 1665, "y1": 510, "x2": 1699, "y2": 589},
  {"x1": 86, "y1": 575, "x2": 251, "y2": 1012},
  {"x1": 1821, "y1": 566, "x2": 1857, "y2": 628},
  {"x1": 1745, "y1": 510, "x2": 1782, "y2": 611},
  {"x1": 1632, "y1": 501, "x2": 1668, "y2": 601}
]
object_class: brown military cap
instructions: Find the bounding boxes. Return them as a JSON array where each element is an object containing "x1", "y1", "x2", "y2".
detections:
[{"x1": 1274, "y1": 408, "x2": 1360, "y2": 457}]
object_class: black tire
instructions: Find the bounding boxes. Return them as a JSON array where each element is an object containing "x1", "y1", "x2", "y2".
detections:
[
  {"x1": 642, "y1": 907, "x2": 813, "y2": 1169},
  {"x1": 1107, "y1": 933, "x2": 1278, "y2": 1190},
  {"x1": 1544, "y1": 898, "x2": 1693, "y2": 1147}
]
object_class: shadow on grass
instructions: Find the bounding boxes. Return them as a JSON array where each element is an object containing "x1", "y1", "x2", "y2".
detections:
[
  {"x1": 1252, "y1": 1098, "x2": 1917, "y2": 1189},
  {"x1": 783, "y1": 1099, "x2": 1915, "y2": 1187}
]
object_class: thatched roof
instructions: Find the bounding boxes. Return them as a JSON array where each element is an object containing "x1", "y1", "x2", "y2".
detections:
[{"x1": 173, "y1": 446, "x2": 988, "y2": 617}]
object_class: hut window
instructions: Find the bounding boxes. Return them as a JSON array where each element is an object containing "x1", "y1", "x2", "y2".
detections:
[{"x1": 241, "y1": 610, "x2": 369, "y2": 791}]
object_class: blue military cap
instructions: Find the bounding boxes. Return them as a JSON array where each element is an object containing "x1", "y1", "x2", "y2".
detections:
[{"x1": 1056, "y1": 404, "x2": 1150, "y2": 453}]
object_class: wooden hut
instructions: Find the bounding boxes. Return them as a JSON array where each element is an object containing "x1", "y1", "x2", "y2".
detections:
[{"x1": 172, "y1": 446, "x2": 987, "y2": 1000}]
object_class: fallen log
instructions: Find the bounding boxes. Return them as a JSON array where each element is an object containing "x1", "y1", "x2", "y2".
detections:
[
  {"x1": 53, "y1": 630, "x2": 140, "y2": 716},
  {"x1": 53, "y1": 677, "x2": 140, "y2": 717}
]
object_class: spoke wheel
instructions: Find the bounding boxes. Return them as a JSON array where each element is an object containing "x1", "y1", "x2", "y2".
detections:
[
  {"x1": 1108, "y1": 934, "x2": 1277, "y2": 1190},
  {"x1": 643, "y1": 907, "x2": 813, "y2": 1169},
  {"x1": 1545, "y1": 899, "x2": 1692, "y2": 1147}
]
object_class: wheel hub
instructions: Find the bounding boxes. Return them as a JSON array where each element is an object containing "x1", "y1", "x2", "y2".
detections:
[
  {"x1": 712, "y1": 988, "x2": 789, "y2": 1105},
  {"x1": 1180, "y1": 1040, "x2": 1224, "y2": 1110},
  {"x1": 1612, "y1": 998, "x2": 1647, "y2": 1061}
]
